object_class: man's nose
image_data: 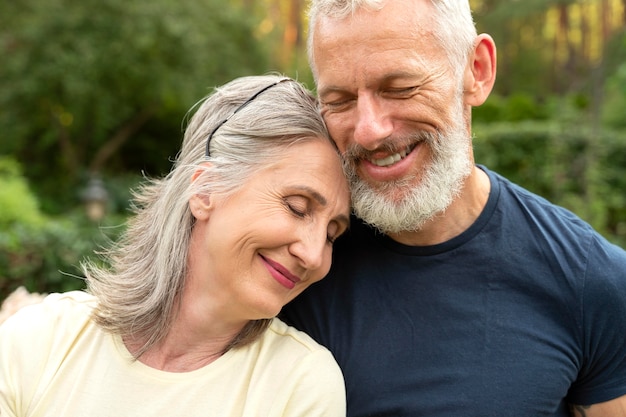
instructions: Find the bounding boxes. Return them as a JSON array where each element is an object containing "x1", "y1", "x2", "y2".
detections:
[{"x1": 353, "y1": 94, "x2": 393, "y2": 151}]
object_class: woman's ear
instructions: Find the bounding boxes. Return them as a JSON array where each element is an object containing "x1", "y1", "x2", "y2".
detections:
[
  {"x1": 463, "y1": 33, "x2": 497, "y2": 107},
  {"x1": 191, "y1": 162, "x2": 211, "y2": 183},
  {"x1": 189, "y1": 193, "x2": 211, "y2": 220},
  {"x1": 189, "y1": 162, "x2": 213, "y2": 220}
]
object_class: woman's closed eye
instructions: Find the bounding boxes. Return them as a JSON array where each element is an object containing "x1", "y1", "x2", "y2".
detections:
[
  {"x1": 326, "y1": 228, "x2": 340, "y2": 245},
  {"x1": 327, "y1": 221, "x2": 348, "y2": 245},
  {"x1": 285, "y1": 196, "x2": 309, "y2": 218}
]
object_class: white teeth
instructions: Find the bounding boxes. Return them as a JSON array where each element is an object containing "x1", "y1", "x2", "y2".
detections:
[{"x1": 370, "y1": 148, "x2": 409, "y2": 167}]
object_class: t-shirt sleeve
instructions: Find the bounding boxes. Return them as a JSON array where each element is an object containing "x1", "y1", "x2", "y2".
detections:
[
  {"x1": 568, "y1": 235, "x2": 626, "y2": 405},
  {"x1": 0, "y1": 292, "x2": 93, "y2": 416},
  {"x1": 269, "y1": 349, "x2": 346, "y2": 417},
  {"x1": 0, "y1": 317, "x2": 20, "y2": 415},
  {"x1": 0, "y1": 300, "x2": 53, "y2": 416}
]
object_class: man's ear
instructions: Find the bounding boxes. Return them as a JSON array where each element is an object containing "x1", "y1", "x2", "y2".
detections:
[{"x1": 463, "y1": 33, "x2": 497, "y2": 107}]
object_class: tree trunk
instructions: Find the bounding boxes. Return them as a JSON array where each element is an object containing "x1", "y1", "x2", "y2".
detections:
[
  {"x1": 556, "y1": 4, "x2": 571, "y2": 93},
  {"x1": 281, "y1": 0, "x2": 303, "y2": 67}
]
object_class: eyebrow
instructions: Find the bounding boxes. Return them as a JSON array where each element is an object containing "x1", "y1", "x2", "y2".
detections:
[
  {"x1": 294, "y1": 185, "x2": 327, "y2": 205},
  {"x1": 293, "y1": 185, "x2": 351, "y2": 228},
  {"x1": 317, "y1": 85, "x2": 348, "y2": 100}
]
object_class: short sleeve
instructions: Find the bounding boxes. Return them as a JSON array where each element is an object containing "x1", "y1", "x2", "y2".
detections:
[
  {"x1": 568, "y1": 235, "x2": 626, "y2": 404},
  {"x1": 0, "y1": 301, "x2": 51, "y2": 417},
  {"x1": 0, "y1": 291, "x2": 94, "y2": 416}
]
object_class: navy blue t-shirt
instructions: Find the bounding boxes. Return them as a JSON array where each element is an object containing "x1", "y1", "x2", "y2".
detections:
[{"x1": 281, "y1": 167, "x2": 626, "y2": 417}]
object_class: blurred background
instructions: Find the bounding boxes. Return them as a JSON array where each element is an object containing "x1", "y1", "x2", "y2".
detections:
[{"x1": 1, "y1": 0, "x2": 625, "y2": 300}]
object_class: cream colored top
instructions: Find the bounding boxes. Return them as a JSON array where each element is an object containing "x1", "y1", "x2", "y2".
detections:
[{"x1": 0, "y1": 291, "x2": 345, "y2": 417}]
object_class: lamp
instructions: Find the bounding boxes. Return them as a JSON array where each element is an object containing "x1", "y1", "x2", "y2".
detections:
[{"x1": 82, "y1": 176, "x2": 108, "y2": 221}]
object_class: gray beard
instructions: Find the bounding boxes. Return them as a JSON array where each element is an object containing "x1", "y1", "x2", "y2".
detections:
[{"x1": 343, "y1": 109, "x2": 472, "y2": 235}]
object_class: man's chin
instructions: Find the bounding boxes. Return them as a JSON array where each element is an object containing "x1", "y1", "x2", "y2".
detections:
[{"x1": 351, "y1": 194, "x2": 430, "y2": 234}]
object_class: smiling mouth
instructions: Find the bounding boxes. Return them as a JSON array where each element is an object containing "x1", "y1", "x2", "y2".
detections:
[
  {"x1": 368, "y1": 144, "x2": 417, "y2": 167},
  {"x1": 260, "y1": 255, "x2": 301, "y2": 289}
]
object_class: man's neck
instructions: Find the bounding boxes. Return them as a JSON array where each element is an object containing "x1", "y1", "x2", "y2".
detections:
[{"x1": 388, "y1": 166, "x2": 491, "y2": 246}]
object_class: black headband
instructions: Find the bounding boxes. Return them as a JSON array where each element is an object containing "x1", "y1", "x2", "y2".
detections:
[{"x1": 205, "y1": 78, "x2": 294, "y2": 157}]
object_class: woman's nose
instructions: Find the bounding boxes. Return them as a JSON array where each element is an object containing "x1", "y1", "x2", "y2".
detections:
[{"x1": 289, "y1": 228, "x2": 327, "y2": 274}]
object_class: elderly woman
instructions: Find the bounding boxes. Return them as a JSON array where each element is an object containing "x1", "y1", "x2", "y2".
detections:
[{"x1": 0, "y1": 75, "x2": 350, "y2": 416}]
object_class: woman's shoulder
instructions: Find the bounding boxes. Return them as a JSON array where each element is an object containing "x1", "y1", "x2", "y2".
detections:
[
  {"x1": 0, "y1": 291, "x2": 101, "y2": 382},
  {"x1": 247, "y1": 318, "x2": 345, "y2": 414},
  {"x1": 265, "y1": 317, "x2": 330, "y2": 353},
  {"x1": 5, "y1": 289, "x2": 94, "y2": 319},
  {"x1": 259, "y1": 318, "x2": 342, "y2": 373},
  {"x1": 0, "y1": 290, "x2": 97, "y2": 345}
]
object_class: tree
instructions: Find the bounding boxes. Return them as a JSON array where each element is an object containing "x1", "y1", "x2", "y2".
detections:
[
  {"x1": 231, "y1": 0, "x2": 312, "y2": 86},
  {"x1": 0, "y1": 0, "x2": 269, "y2": 212},
  {"x1": 477, "y1": 0, "x2": 625, "y2": 97}
]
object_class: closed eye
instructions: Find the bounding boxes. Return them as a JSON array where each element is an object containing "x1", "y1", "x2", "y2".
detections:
[
  {"x1": 327, "y1": 220, "x2": 349, "y2": 245},
  {"x1": 386, "y1": 86, "x2": 419, "y2": 97},
  {"x1": 284, "y1": 196, "x2": 309, "y2": 218},
  {"x1": 321, "y1": 97, "x2": 355, "y2": 112},
  {"x1": 319, "y1": 88, "x2": 356, "y2": 112},
  {"x1": 327, "y1": 231, "x2": 344, "y2": 245}
]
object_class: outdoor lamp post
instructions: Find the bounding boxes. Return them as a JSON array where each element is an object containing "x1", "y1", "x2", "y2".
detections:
[{"x1": 82, "y1": 176, "x2": 108, "y2": 222}]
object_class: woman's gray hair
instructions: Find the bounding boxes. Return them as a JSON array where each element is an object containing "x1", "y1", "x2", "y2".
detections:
[
  {"x1": 84, "y1": 74, "x2": 332, "y2": 357},
  {"x1": 307, "y1": 0, "x2": 477, "y2": 80}
]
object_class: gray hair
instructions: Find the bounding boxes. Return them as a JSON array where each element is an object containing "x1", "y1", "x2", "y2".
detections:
[
  {"x1": 307, "y1": 0, "x2": 477, "y2": 80},
  {"x1": 84, "y1": 74, "x2": 331, "y2": 357}
]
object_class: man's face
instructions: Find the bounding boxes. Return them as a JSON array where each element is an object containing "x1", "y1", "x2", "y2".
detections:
[{"x1": 313, "y1": 0, "x2": 473, "y2": 234}]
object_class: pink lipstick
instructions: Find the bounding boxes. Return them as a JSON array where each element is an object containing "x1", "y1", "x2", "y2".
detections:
[{"x1": 261, "y1": 256, "x2": 301, "y2": 290}]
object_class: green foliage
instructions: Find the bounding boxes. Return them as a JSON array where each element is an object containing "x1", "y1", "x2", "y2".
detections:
[
  {"x1": 473, "y1": 121, "x2": 626, "y2": 248},
  {"x1": 0, "y1": 157, "x2": 126, "y2": 300},
  {"x1": 602, "y1": 62, "x2": 626, "y2": 129},
  {"x1": 0, "y1": 212, "x2": 125, "y2": 301},
  {"x1": 0, "y1": 157, "x2": 45, "y2": 227},
  {"x1": 0, "y1": 0, "x2": 269, "y2": 214},
  {"x1": 474, "y1": 93, "x2": 549, "y2": 123}
]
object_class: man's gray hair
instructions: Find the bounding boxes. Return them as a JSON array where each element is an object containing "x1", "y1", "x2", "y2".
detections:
[
  {"x1": 84, "y1": 74, "x2": 331, "y2": 357},
  {"x1": 307, "y1": 0, "x2": 477, "y2": 80}
]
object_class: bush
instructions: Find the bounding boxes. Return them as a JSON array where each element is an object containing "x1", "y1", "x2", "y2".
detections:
[
  {"x1": 602, "y1": 63, "x2": 626, "y2": 129},
  {"x1": 473, "y1": 121, "x2": 626, "y2": 248},
  {"x1": 0, "y1": 157, "x2": 45, "y2": 228},
  {"x1": 473, "y1": 93, "x2": 549, "y2": 124},
  {"x1": 0, "y1": 157, "x2": 126, "y2": 300},
  {"x1": 0, "y1": 214, "x2": 124, "y2": 301}
]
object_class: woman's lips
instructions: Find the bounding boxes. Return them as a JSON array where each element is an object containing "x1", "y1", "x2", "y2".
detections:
[{"x1": 261, "y1": 255, "x2": 301, "y2": 290}]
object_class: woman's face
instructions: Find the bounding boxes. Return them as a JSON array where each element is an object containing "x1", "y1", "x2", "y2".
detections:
[{"x1": 188, "y1": 138, "x2": 350, "y2": 322}]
